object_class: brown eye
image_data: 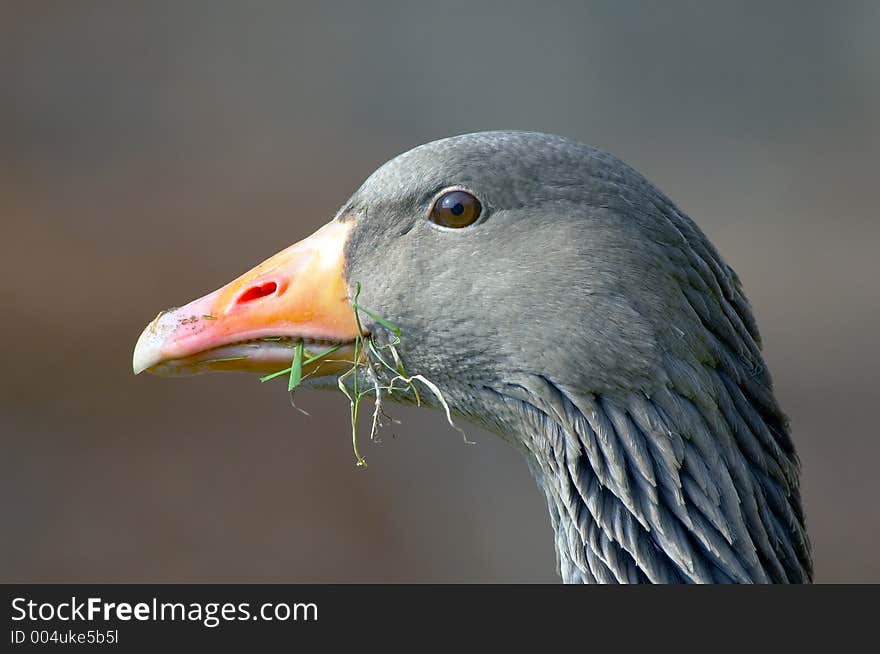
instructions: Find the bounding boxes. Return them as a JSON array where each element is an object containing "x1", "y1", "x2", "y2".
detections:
[{"x1": 429, "y1": 190, "x2": 482, "y2": 228}]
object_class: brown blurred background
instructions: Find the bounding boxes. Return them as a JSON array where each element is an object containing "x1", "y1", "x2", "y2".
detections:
[{"x1": 2, "y1": 2, "x2": 878, "y2": 582}]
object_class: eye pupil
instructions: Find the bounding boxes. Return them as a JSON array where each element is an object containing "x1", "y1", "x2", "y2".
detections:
[{"x1": 429, "y1": 190, "x2": 482, "y2": 228}]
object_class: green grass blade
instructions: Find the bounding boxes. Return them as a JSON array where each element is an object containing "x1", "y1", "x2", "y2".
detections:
[
  {"x1": 288, "y1": 339, "x2": 304, "y2": 391},
  {"x1": 303, "y1": 343, "x2": 344, "y2": 366},
  {"x1": 366, "y1": 339, "x2": 398, "y2": 374},
  {"x1": 260, "y1": 342, "x2": 346, "y2": 383},
  {"x1": 255, "y1": 282, "x2": 460, "y2": 469},
  {"x1": 260, "y1": 367, "x2": 291, "y2": 383},
  {"x1": 353, "y1": 304, "x2": 401, "y2": 338}
]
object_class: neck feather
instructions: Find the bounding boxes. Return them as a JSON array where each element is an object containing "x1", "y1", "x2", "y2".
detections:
[{"x1": 485, "y1": 366, "x2": 811, "y2": 584}]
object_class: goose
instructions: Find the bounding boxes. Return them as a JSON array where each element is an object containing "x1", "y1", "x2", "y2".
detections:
[{"x1": 133, "y1": 131, "x2": 811, "y2": 583}]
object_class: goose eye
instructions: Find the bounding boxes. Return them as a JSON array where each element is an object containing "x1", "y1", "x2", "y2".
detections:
[{"x1": 429, "y1": 190, "x2": 482, "y2": 228}]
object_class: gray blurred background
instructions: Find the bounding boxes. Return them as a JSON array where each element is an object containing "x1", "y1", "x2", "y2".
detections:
[{"x1": 2, "y1": 1, "x2": 878, "y2": 582}]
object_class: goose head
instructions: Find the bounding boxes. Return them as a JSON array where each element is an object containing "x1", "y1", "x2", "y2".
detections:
[{"x1": 133, "y1": 131, "x2": 811, "y2": 583}]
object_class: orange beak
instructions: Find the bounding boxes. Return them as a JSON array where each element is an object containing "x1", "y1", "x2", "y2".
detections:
[{"x1": 132, "y1": 220, "x2": 361, "y2": 377}]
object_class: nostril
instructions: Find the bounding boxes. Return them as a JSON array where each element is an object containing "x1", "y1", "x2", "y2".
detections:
[{"x1": 237, "y1": 281, "x2": 278, "y2": 304}]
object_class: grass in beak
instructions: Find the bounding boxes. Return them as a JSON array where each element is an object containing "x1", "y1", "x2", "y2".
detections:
[
  {"x1": 260, "y1": 282, "x2": 464, "y2": 468},
  {"x1": 288, "y1": 339, "x2": 304, "y2": 392},
  {"x1": 258, "y1": 343, "x2": 345, "y2": 384}
]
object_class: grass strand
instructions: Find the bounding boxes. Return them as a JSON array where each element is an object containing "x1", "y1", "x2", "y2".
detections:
[
  {"x1": 259, "y1": 343, "x2": 345, "y2": 383},
  {"x1": 288, "y1": 339, "x2": 304, "y2": 392},
  {"x1": 261, "y1": 281, "x2": 462, "y2": 467}
]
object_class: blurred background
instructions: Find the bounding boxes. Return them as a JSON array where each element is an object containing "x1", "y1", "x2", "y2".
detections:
[{"x1": 2, "y1": 1, "x2": 878, "y2": 582}]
